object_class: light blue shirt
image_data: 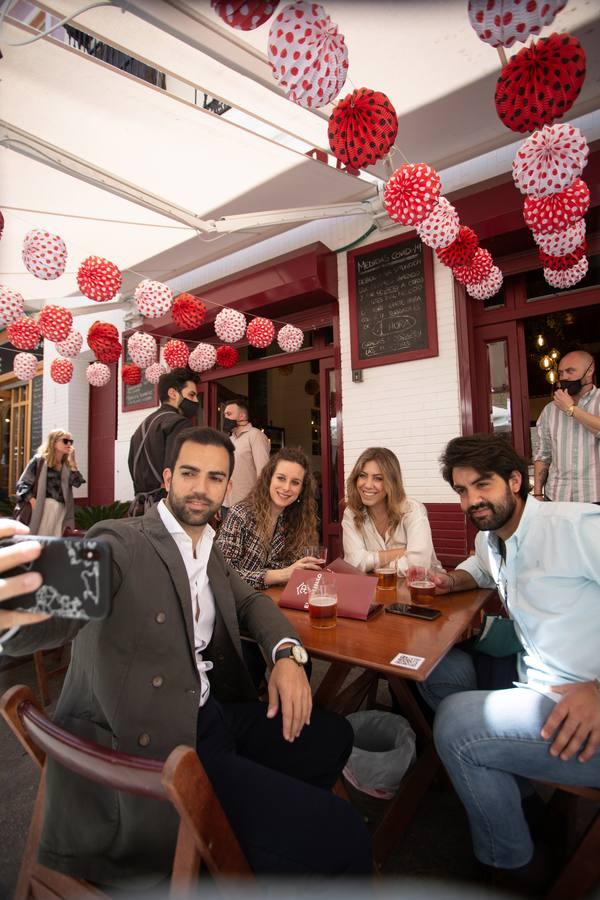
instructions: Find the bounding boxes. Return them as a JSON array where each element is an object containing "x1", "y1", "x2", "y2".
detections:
[{"x1": 457, "y1": 498, "x2": 600, "y2": 688}]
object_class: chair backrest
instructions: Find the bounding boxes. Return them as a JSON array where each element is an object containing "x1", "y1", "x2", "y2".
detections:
[{"x1": 1, "y1": 685, "x2": 252, "y2": 899}]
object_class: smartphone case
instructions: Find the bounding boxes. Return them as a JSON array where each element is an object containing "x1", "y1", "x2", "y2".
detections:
[{"x1": 1, "y1": 536, "x2": 112, "y2": 620}]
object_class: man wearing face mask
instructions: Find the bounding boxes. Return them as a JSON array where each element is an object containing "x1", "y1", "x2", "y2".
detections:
[
  {"x1": 128, "y1": 368, "x2": 200, "y2": 515},
  {"x1": 220, "y1": 398, "x2": 270, "y2": 519},
  {"x1": 534, "y1": 350, "x2": 600, "y2": 503}
]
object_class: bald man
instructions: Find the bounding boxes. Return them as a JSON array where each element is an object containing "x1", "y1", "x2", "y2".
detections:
[{"x1": 534, "y1": 350, "x2": 600, "y2": 503}]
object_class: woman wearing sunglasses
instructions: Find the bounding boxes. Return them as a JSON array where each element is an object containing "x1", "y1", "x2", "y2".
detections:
[{"x1": 15, "y1": 429, "x2": 86, "y2": 536}]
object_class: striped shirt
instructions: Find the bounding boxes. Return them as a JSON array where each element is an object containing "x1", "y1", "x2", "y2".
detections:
[{"x1": 535, "y1": 385, "x2": 600, "y2": 502}]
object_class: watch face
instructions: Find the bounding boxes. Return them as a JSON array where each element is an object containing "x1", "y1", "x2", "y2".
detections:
[{"x1": 292, "y1": 645, "x2": 308, "y2": 665}]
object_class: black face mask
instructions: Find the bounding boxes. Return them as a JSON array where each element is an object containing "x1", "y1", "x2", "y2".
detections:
[
  {"x1": 179, "y1": 397, "x2": 199, "y2": 419},
  {"x1": 222, "y1": 417, "x2": 237, "y2": 434},
  {"x1": 558, "y1": 362, "x2": 592, "y2": 396}
]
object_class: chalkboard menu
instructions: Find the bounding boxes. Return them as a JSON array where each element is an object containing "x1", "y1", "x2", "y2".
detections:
[
  {"x1": 121, "y1": 330, "x2": 159, "y2": 412},
  {"x1": 347, "y1": 233, "x2": 438, "y2": 370},
  {"x1": 30, "y1": 375, "x2": 43, "y2": 454}
]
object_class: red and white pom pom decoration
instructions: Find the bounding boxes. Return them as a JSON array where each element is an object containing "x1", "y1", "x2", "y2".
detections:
[
  {"x1": 277, "y1": 323, "x2": 304, "y2": 353},
  {"x1": 22, "y1": 229, "x2": 67, "y2": 280},
  {"x1": 163, "y1": 338, "x2": 190, "y2": 369},
  {"x1": 437, "y1": 226, "x2": 479, "y2": 268},
  {"x1": 468, "y1": 0, "x2": 567, "y2": 48},
  {"x1": 539, "y1": 240, "x2": 586, "y2": 271},
  {"x1": 246, "y1": 317, "x2": 275, "y2": 349},
  {"x1": 134, "y1": 279, "x2": 173, "y2": 319},
  {"x1": 7, "y1": 317, "x2": 41, "y2": 351},
  {"x1": 77, "y1": 256, "x2": 122, "y2": 302},
  {"x1": 211, "y1": 0, "x2": 279, "y2": 30},
  {"x1": 144, "y1": 362, "x2": 167, "y2": 384},
  {"x1": 87, "y1": 321, "x2": 122, "y2": 365},
  {"x1": 453, "y1": 248, "x2": 494, "y2": 286},
  {"x1": 523, "y1": 179, "x2": 590, "y2": 234},
  {"x1": 466, "y1": 266, "x2": 504, "y2": 300},
  {"x1": 86, "y1": 362, "x2": 111, "y2": 387},
  {"x1": 51, "y1": 358, "x2": 74, "y2": 385},
  {"x1": 55, "y1": 330, "x2": 83, "y2": 359},
  {"x1": 384, "y1": 163, "x2": 441, "y2": 226},
  {"x1": 122, "y1": 364, "x2": 142, "y2": 386},
  {"x1": 189, "y1": 343, "x2": 217, "y2": 373},
  {"x1": 0, "y1": 286, "x2": 25, "y2": 326},
  {"x1": 172, "y1": 293, "x2": 207, "y2": 330},
  {"x1": 127, "y1": 331, "x2": 157, "y2": 368},
  {"x1": 512, "y1": 124, "x2": 589, "y2": 197},
  {"x1": 214, "y1": 307, "x2": 246, "y2": 343},
  {"x1": 533, "y1": 218, "x2": 585, "y2": 256},
  {"x1": 328, "y1": 88, "x2": 398, "y2": 170},
  {"x1": 0, "y1": 210, "x2": 4, "y2": 240},
  {"x1": 544, "y1": 256, "x2": 588, "y2": 289},
  {"x1": 216, "y1": 345, "x2": 239, "y2": 368},
  {"x1": 13, "y1": 352, "x2": 38, "y2": 382},
  {"x1": 37, "y1": 305, "x2": 73, "y2": 342},
  {"x1": 416, "y1": 197, "x2": 460, "y2": 250},
  {"x1": 268, "y1": 1, "x2": 348, "y2": 109}
]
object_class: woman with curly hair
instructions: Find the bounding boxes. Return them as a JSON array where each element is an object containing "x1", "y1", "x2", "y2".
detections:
[
  {"x1": 216, "y1": 447, "x2": 322, "y2": 590},
  {"x1": 343, "y1": 447, "x2": 437, "y2": 575}
]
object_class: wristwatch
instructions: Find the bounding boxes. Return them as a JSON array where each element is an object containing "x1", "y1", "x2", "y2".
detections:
[
  {"x1": 566, "y1": 405, "x2": 575, "y2": 417},
  {"x1": 275, "y1": 644, "x2": 309, "y2": 666}
]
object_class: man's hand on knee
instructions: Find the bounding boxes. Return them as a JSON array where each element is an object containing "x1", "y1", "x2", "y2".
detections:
[
  {"x1": 267, "y1": 660, "x2": 312, "y2": 742},
  {"x1": 541, "y1": 681, "x2": 600, "y2": 762}
]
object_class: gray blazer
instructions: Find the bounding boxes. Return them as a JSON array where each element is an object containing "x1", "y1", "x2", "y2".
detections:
[{"x1": 5, "y1": 505, "x2": 299, "y2": 886}]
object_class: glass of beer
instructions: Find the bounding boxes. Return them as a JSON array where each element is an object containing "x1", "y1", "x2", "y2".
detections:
[
  {"x1": 303, "y1": 545, "x2": 328, "y2": 565},
  {"x1": 375, "y1": 566, "x2": 396, "y2": 591},
  {"x1": 406, "y1": 552, "x2": 436, "y2": 605},
  {"x1": 308, "y1": 572, "x2": 337, "y2": 629}
]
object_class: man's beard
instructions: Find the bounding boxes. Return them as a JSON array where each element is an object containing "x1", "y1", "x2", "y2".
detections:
[
  {"x1": 467, "y1": 487, "x2": 517, "y2": 532},
  {"x1": 167, "y1": 490, "x2": 220, "y2": 527}
]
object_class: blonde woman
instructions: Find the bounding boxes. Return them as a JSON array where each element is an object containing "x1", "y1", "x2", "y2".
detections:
[
  {"x1": 343, "y1": 447, "x2": 437, "y2": 575},
  {"x1": 15, "y1": 429, "x2": 85, "y2": 536}
]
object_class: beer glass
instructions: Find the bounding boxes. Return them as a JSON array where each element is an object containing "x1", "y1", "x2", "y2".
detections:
[
  {"x1": 303, "y1": 545, "x2": 328, "y2": 565},
  {"x1": 406, "y1": 551, "x2": 436, "y2": 605},
  {"x1": 308, "y1": 572, "x2": 337, "y2": 629},
  {"x1": 374, "y1": 566, "x2": 396, "y2": 591}
]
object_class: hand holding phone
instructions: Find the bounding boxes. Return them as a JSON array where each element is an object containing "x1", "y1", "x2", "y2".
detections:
[{"x1": 385, "y1": 603, "x2": 441, "y2": 621}]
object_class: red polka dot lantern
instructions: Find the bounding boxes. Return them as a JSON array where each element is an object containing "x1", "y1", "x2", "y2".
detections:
[
  {"x1": 268, "y1": 1, "x2": 348, "y2": 109},
  {"x1": 539, "y1": 239, "x2": 586, "y2": 271},
  {"x1": 144, "y1": 362, "x2": 167, "y2": 384},
  {"x1": 134, "y1": 279, "x2": 173, "y2": 319},
  {"x1": 544, "y1": 256, "x2": 588, "y2": 289},
  {"x1": 37, "y1": 305, "x2": 73, "y2": 343},
  {"x1": 416, "y1": 197, "x2": 460, "y2": 250},
  {"x1": 328, "y1": 88, "x2": 398, "y2": 170},
  {"x1": 468, "y1": 0, "x2": 567, "y2": 48},
  {"x1": 55, "y1": 330, "x2": 83, "y2": 359},
  {"x1": 211, "y1": 0, "x2": 279, "y2": 29},
  {"x1": 13, "y1": 352, "x2": 38, "y2": 382},
  {"x1": 437, "y1": 226, "x2": 479, "y2": 268},
  {"x1": 512, "y1": 123, "x2": 589, "y2": 197},
  {"x1": 215, "y1": 307, "x2": 246, "y2": 343},
  {"x1": 122, "y1": 363, "x2": 142, "y2": 386},
  {"x1": 127, "y1": 331, "x2": 157, "y2": 368},
  {"x1": 384, "y1": 164, "x2": 441, "y2": 227},
  {"x1": 77, "y1": 256, "x2": 122, "y2": 302},
  {"x1": 87, "y1": 321, "x2": 122, "y2": 365},
  {"x1": 172, "y1": 293, "x2": 207, "y2": 330},
  {"x1": 277, "y1": 323, "x2": 303, "y2": 353},
  {"x1": 216, "y1": 345, "x2": 239, "y2": 368},
  {"x1": 523, "y1": 179, "x2": 590, "y2": 234},
  {"x1": 453, "y1": 248, "x2": 494, "y2": 286},
  {"x1": 466, "y1": 265, "x2": 504, "y2": 300},
  {"x1": 7, "y1": 317, "x2": 41, "y2": 351},
  {"x1": 86, "y1": 362, "x2": 111, "y2": 387},
  {"x1": 533, "y1": 218, "x2": 585, "y2": 256},
  {"x1": 51, "y1": 358, "x2": 74, "y2": 385},
  {"x1": 189, "y1": 343, "x2": 217, "y2": 373},
  {"x1": 0, "y1": 211, "x2": 4, "y2": 240},
  {"x1": 0, "y1": 286, "x2": 25, "y2": 326},
  {"x1": 163, "y1": 338, "x2": 190, "y2": 369},
  {"x1": 22, "y1": 229, "x2": 67, "y2": 280},
  {"x1": 495, "y1": 33, "x2": 586, "y2": 134},
  {"x1": 246, "y1": 317, "x2": 275, "y2": 349}
]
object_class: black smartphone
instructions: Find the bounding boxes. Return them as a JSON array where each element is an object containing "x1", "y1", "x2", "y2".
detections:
[
  {"x1": 0, "y1": 536, "x2": 112, "y2": 620},
  {"x1": 385, "y1": 603, "x2": 441, "y2": 620}
]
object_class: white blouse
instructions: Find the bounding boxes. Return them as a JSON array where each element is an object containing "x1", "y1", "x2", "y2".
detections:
[{"x1": 342, "y1": 499, "x2": 438, "y2": 575}]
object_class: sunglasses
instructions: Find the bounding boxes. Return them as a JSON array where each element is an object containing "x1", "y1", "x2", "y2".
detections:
[{"x1": 61, "y1": 438, "x2": 74, "y2": 445}]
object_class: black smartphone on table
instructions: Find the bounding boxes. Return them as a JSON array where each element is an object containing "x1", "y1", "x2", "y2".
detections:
[
  {"x1": 0, "y1": 536, "x2": 112, "y2": 620},
  {"x1": 385, "y1": 603, "x2": 441, "y2": 620}
]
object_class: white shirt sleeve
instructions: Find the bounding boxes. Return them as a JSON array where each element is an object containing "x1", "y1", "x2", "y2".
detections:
[
  {"x1": 396, "y1": 501, "x2": 438, "y2": 575},
  {"x1": 341, "y1": 507, "x2": 378, "y2": 572},
  {"x1": 456, "y1": 533, "x2": 496, "y2": 588}
]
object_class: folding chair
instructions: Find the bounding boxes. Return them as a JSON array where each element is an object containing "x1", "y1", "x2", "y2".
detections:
[
  {"x1": 1, "y1": 684, "x2": 252, "y2": 899},
  {"x1": 541, "y1": 781, "x2": 600, "y2": 900}
]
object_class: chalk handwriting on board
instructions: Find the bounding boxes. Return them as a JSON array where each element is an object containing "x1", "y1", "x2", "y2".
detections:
[{"x1": 371, "y1": 315, "x2": 417, "y2": 338}]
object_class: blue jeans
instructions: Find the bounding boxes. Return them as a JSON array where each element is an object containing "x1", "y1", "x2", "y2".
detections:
[{"x1": 420, "y1": 649, "x2": 600, "y2": 868}]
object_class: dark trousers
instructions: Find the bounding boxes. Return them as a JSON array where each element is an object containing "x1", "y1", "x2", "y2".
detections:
[{"x1": 196, "y1": 698, "x2": 372, "y2": 877}]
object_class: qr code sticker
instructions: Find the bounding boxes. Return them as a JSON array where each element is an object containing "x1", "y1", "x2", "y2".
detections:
[{"x1": 390, "y1": 652, "x2": 425, "y2": 670}]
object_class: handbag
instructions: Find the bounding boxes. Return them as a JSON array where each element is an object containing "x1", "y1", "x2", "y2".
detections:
[
  {"x1": 471, "y1": 614, "x2": 523, "y2": 658},
  {"x1": 13, "y1": 458, "x2": 42, "y2": 527}
]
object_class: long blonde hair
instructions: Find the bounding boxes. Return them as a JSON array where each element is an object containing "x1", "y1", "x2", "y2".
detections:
[
  {"x1": 38, "y1": 429, "x2": 70, "y2": 469},
  {"x1": 346, "y1": 448, "x2": 408, "y2": 533},
  {"x1": 243, "y1": 447, "x2": 318, "y2": 559}
]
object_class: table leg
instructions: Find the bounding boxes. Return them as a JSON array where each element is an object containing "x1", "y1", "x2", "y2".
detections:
[
  {"x1": 313, "y1": 662, "x2": 352, "y2": 708},
  {"x1": 387, "y1": 675, "x2": 432, "y2": 743}
]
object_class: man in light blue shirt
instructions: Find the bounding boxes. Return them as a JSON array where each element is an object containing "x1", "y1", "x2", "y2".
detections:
[{"x1": 420, "y1": 434, "x2": 600, "y2": 888}]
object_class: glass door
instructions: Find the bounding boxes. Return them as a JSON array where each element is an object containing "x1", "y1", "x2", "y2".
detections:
[{"x1": 319, "y1": 356, "x2": 343, "y2": 560}]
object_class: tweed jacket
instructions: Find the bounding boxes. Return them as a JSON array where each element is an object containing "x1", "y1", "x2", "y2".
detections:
[{"x1": 5, "y1": 505, "x2": 299, "y2": 887}]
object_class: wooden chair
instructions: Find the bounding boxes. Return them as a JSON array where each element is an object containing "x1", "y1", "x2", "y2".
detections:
[
  {"x1": 541, "y1": 782, "x2": 600, "y2": 900},
  {"x1": 1, "y1": 684, "x2": 252, "y2": 899},
  {"x1": 33, "y1": 644, "x2": 71, "y2": 706}
]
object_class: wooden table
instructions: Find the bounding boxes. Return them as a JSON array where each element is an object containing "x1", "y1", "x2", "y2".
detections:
[{"x1": 266, "y1": 580, "x2": 493, "y2": 869}]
